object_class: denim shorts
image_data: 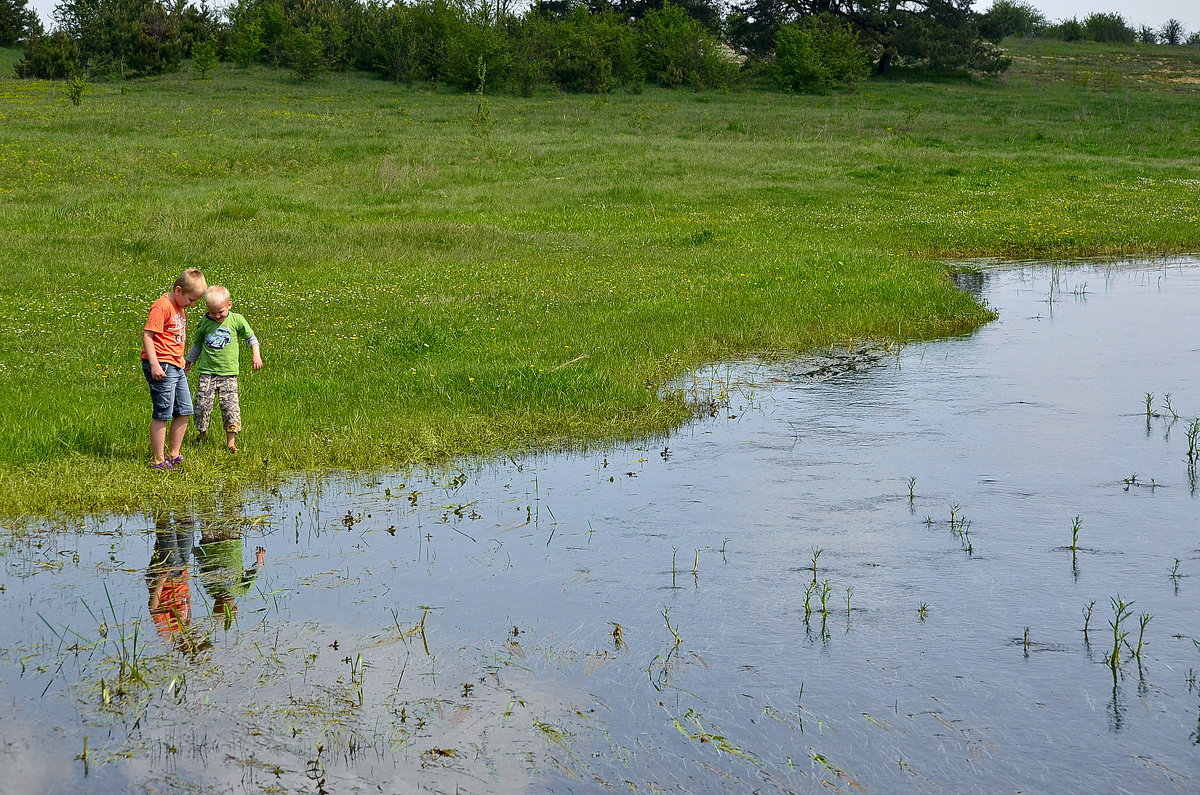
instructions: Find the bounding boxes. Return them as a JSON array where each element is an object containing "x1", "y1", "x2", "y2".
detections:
[{"x1": 143, "y1": 360, "x2": 194, "y2": 421}]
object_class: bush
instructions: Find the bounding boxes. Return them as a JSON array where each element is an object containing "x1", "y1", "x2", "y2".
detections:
[
  {"x1": 16, "y1": 30, "x2": 81, "y2": 78},
  {"x1": 51, "y1": 0, "x2": 182, "y2": 78},
  {"x1": 637, "y1": 2, "x2": 736, "y2": 89},
  {"x1": 191, "y1": 37, "x2": 218, "y2": 78},
  {"x1": 514, "y1": 7, "x2": 638, "y2": 94},
  {"x1": 443, "y1": 0, "x2": 510, "y2": 92},
  {"x1": 230, "y1": 16, "x2": 263, "y2": 67},
  {"x1": 1083, "y1": 13, "x2": 1134, "y2": 43},
  {"x1": 774, "y1": 15, "x2": 870, "y2": 93},
  {"x1": 1046, "y1": 17, "x2": 1084, "y2": 42},
  {"x1": 62, "y1": 71, "x2": 86, "y2": 104},
  {"x1": 402, "y1": 0, "x2": 462, "y2": 87},
  {"x1": 284, "y1": 26, "x2": 325, "y2": 80},
  {"x1": 978, "y1": 0, "x2": 1045, "y2": 43}
]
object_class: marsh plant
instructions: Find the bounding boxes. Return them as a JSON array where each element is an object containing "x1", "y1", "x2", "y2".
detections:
[
  {"x1": 1082, "y1": 600, "x2": 1096, "y2": 643},
  {"x1": 802, "y1": 581, "x2": 816, "y2": 623},
  {"x1": 1185, "y1": 418, "x2": 1199, "y2": 463},
  {"x1": 1134, "y1": 612, "x2": 1153, "y2": 664},
  {"x1": 810, "y1": 546, "x2": 822, "y2": 582},
  {"x1": 1162, "y1": 393, "x2": 1179, "y2": 420},
  {"x1": 1107, "y1": 595, "x2": 1133, "y2": 675},
  {"x1": 1070, "y1": 516, "x2": 1082, "y2": 553}
]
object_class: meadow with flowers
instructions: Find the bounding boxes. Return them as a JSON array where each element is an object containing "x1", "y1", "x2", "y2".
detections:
[{"x1": 0, "y1": 38, "x2": 1197, "y2": 515}]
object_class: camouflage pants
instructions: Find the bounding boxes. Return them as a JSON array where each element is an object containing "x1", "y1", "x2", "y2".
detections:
[{"x1": 195, "y1": 374, "x2": 241, "y2": 433}]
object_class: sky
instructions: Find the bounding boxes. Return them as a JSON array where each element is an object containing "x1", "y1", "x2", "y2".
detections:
[{"x1": 22, "y1": 0, "x2": 1200, "y2": 38}]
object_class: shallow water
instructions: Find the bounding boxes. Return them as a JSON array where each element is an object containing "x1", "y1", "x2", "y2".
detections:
[{"x1": 3, "y1": 261, "x2": 1200, "y2": 793}]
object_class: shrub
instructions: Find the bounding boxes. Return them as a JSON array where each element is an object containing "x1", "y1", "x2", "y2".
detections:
[
  {"x1": 230, "y1": 18, "x2": 263, "y2": 66},
  {"x1": 63, "y1": 71, "x2": 86, "y2": 104},
  {"x1": 637, "y1": 2, "x2": 736, "y2": 89},
  {"x1": 978, "y1": 0, "x2": 1045, "y2": 43},
  {"x1": 514, "y1": 7, "x2": 638, "y2": 94},
  {"x1": 1047, "y1": 17, "x2": 1085, "y2": 41},
  {"x1": 191, "y1": 37, "x2": 218, "y2": 77},
  {"x1": 774, "y1": 14, "x2": 870, "y2": 93},
  {"x1": 443, "y1": 0, "x2": 510, "y2": 92},
  {"x1": 284, "y1": 26, "x2": 325, "y2": 80},
  {"x1": 1083, "y1": 12, "x2": 1134, "y2": 43},
  {"x1": 51, "y1": 0, "x2": 183, "y2": 78},
  {"x1": 16, "y1": 30, "x2": 81, "y2": 78},
  {"x1": 402, "y1": 0, "x2": 462, "y2": 87}
]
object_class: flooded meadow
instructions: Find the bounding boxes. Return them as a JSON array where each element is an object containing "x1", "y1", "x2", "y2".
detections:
[{"x1": 2, "y1": 261, "x2": 1199, "y2": 793}]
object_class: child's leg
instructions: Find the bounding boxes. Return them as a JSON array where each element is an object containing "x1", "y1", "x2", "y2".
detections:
[
  {"x1": 216, "y1": 376, "x2": 242, "y2": 451},
  {"x1": 194, "y1": 374, "x2": 216, "y2": 440},
  {"x1": 143, "y1": 359, "x2": 174, "y2": 464},
  {"x1": 167, "y1": 366, "x2": 194, "y2": 461},
  {"x1": 150, "y1": 419, "x2": 168, "y2": 463},
  {"x1": 167, "y1": 416, "x2": 189, "y2": 460}
]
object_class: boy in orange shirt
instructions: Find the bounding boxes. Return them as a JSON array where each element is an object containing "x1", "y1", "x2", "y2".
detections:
[{"x1": 142, "y1": 269, "x2": 207, "y2": 470}]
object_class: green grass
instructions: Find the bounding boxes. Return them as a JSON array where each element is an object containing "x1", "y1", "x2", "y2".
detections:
[{"x1": 2, "y1": 40, "x2": 1198, "y2": 516}]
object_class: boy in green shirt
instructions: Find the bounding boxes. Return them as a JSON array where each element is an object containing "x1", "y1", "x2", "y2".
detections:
[{"x1": 184, "y1": 285, "x2": 263, "y2": 452}]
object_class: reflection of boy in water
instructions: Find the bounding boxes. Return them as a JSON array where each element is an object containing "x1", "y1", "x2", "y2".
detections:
[
  {"x1": 146, "y1": 518, "x2": 195, "y2": 639},
  {"x1": 195, "y1": 528, "x2": 265, "y2": 630}
]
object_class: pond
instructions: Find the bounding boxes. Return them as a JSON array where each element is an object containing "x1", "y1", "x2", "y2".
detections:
[{"x1": 2, "y1": 261, "x2": 1199, "y2": 793}]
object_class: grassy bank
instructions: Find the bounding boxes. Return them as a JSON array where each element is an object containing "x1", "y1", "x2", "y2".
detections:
[{"x1": 1, "y1": 39, "x2": 1198, "y2": 516}]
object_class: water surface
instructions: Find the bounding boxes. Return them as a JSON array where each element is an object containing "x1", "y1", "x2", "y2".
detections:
[{"x1": 2, "y1": 261, "x2": 1199, "y2": 793}]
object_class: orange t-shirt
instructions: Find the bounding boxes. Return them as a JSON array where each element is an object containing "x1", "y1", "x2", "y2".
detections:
[
  {"x1": 150, "y1": 573, "x2": 191, "y2": 635},
  {"x1": 142, "y1": 293, "x2": 187, "y2": 367}
]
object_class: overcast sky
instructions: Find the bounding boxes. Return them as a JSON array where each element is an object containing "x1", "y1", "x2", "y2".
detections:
[{"x1": 22, "y1": 0, "x2": 1200, "y2": 38}]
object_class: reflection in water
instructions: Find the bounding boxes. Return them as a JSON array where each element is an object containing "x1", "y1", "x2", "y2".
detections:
[
  {"x1": 950, "y1": 268, "x2": 991, "y2": 299},
  {"x1": 146, "y1": 511, "x2": 265, "y2": 650},
  {"x1": 145, "y1": 515, "x2": 197, "y2": 652},
  {"x1": 196, "y1": 522, "x2": 265, "y2": 630}
]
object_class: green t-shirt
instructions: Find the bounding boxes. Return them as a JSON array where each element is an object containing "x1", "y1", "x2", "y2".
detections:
[
  {"x1": 195, "y1": 538, "x2": 260, "y2": 602},
  {"x1": 187, "y1": 312, "x2": 257, "y2": 376}
]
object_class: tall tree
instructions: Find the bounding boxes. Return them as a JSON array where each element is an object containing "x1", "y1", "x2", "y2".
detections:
[
  {"x1": 0, "y1": 0, "x2": 40, "y2": 46},
  {"x1": 730, "y1": 0, "x2": 1008, "y2": 75},
  {"x1": 54, "y1": 0, "x2": 184, "y2": 76}
]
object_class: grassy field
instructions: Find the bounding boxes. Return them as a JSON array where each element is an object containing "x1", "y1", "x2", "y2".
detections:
[{"x1": 1, "y1": 38, "x2": 1197, "y2": 516}]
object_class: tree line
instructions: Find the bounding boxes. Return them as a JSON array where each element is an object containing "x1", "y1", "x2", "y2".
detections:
[
  {"x1": 0, "y1": 0, "x2": 1195, "y2": 94},
  {"x1": 976, "y1": 1, "x2": 1197, "y2": 45}
]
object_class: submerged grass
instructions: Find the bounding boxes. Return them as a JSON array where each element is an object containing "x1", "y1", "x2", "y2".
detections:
[{"x1": 2, "y1": 38, "x2": 1199, "y2": 515}]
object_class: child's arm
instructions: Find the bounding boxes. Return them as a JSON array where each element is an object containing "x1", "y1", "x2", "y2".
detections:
[
  {"x1": 243, "y1": 318, "x2": 263, "y2": 371},
  {"x1": 184, "y1": 344, "x2": 200, "y2": 373},
  {"x1": 143, "y1": 330, "x2": 165, "y2": 380},
  {"x1": 184, "y1": 319, "x2": 204, "y2": 373}
]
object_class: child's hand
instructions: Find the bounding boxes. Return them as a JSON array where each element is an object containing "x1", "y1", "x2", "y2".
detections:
[
  {"x1": 252, "y1": 352, "x2": 263, "y2": 371},
  {"x1": 150, "y1": 362, "x2": 166, "y2": 380},
  {"x1": 183, "y1": 361, "x2": 191, "y2": 373}
]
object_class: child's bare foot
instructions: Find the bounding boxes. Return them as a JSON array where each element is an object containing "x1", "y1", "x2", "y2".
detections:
[
  {"x1": 195, "y1": 431, "x2": 207, "y2": 445},
  {"x1": 227, "y1": 443, "x2": 238, "y2": 453}
]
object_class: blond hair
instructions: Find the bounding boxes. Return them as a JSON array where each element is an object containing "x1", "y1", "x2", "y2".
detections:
[
  {"x1": 175, "y1": 268, "x2": 207, "y2": 297},
  {"x1": 205, "y1": 284, "x2": 231, "y2": 306}
]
